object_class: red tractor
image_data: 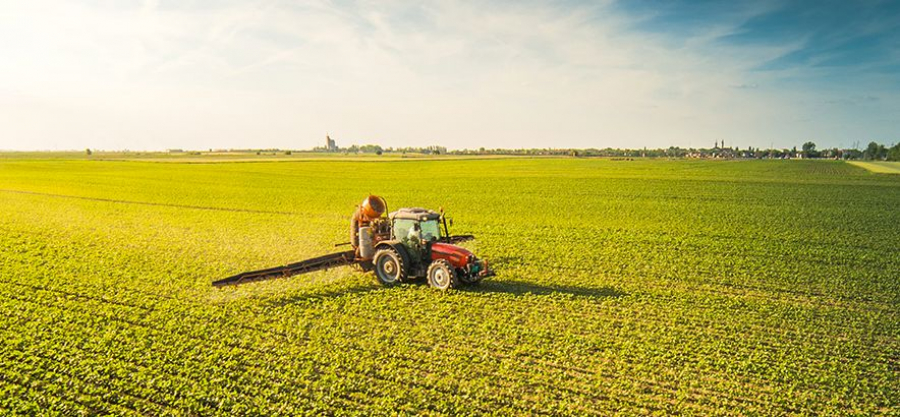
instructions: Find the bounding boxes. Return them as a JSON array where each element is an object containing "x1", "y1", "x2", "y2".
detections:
[{"x1": 213, "y1": 195, "x2": 492, "y2": 290}]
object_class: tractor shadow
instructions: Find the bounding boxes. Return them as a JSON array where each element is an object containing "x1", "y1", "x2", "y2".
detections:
[
  {"x1": 262, "y1": 279, "x2": 624, "y2": 307},
  {"x1": 462, "y1": 254, "x2": 626, "y2": 299},
  {"x1": 465, "y1": 280, "x2": 626, "y2": 299}
]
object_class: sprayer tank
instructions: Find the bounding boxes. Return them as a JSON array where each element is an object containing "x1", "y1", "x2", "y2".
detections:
[
  {"x1": 351, "y1": 195, "x2": 386, "y2": 254},
  {"x1": 358, "y1": 226, "x2": 375, "y2": 259}
]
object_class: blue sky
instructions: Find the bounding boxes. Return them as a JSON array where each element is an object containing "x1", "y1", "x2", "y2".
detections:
[{"x1": 0, "y1": 0, "x2": 897, "y2": 150}]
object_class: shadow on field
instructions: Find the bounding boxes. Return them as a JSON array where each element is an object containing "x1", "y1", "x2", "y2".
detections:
[
  {"x1": 260, "y1": 284, "x2": 383, "y2": 307},
  {"x1": 467, "y1": 280, "x2": 626, "y2": 299},
  {"x1": 464, "y1": 255, "x2": 626, "y2": 298},
  {"x1": 260, "y1": 279, "x2": 624, "y2": 306}
]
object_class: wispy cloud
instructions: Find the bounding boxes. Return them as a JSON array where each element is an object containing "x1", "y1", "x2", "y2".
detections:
[{"x1": 0, "y1": 1, "x2": 897, "y2": 151}]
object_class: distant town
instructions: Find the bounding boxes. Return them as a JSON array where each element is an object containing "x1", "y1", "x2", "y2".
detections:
[{"x1": 159, "y1": 134, "x2": 900, "y2": 161}]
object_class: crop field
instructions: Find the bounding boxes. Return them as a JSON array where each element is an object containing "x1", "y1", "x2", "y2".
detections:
[
  {"x1": 849, "y1": 161, "x2": 900, "y2": 174},
  {"x1": 0, "y1": 155, "x2": 898, "y2": 415}
]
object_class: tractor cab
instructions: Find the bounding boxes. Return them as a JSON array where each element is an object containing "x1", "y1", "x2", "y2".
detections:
[{"x1": 390, "y1": 208, "x2": 443, "y2": 248}]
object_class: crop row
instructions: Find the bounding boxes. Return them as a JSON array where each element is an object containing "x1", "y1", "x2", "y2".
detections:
[{"x1": 1, "y1": 158, "x2": 897, "y2": 415}]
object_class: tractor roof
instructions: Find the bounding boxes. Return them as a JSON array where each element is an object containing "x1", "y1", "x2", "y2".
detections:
[{"x1": 390, "y1": 207, "x2": 440, "y2": 221}]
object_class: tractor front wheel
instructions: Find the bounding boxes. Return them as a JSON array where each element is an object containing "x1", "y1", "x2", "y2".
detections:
[
  {"x1": 374, "y1": 248, "x2": 406, "y2": 286},
  {"x1": 427, "y1": 259, "x2": 459, "y2": 290}
]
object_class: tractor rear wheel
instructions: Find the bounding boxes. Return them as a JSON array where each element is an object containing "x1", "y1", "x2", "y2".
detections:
[
  {"x1": 427, "y1": 259, "x2": 459, "y2": 290},
  {"x1": 374, "y1": 248, "x2": 406, "y2": 286}
]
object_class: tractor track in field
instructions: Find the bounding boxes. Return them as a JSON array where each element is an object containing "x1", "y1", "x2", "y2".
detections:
[
  {"x1": 0, "y1": 349, "x2": 180, "y2": 416},
  {"x1": 14, "y1": 281, "x2": 854, "y2": 414},
  {"x1": 0, "y1": 367, "x2": 102, "y2": 415},
  {"x1": 0, "y1": 292, "x2": 550, "y2": 415},
  {"x1": 0, "y1": 342, "x2": 184, "y2": 416},
  {"x1": 0, "y1": 302, "x2": 205, "y2": 414},
  {"x1": 1, "y1": 343, "x2": 363, "y2": 416},
  {"x1": 4, "y1": 280, "x2": 736, "y2": 415},
  {"x1": 1, "y1": 283, "x2": 882, "y2": 415},
  {"x1": 3, "y1": 255, "x2": 893, "y2": 414},
  {"x1": 241, "y1": 306, "x2": 710, "y2": 411},
  {"x1": 0, "y1": 188, "x2": 298, "y2": 216},
  {"x1": 0, "y1": 305, "x2": 370, "y2": 415},
  {"x1": 1, "y1": 280, "x2": 641, "y2": 405},
  {"x1": 6, "y1": 278, "x2": 890, "y2": 414},
  {"x1": 334, "y1": 305, "x2": 879, "y2": 411}
]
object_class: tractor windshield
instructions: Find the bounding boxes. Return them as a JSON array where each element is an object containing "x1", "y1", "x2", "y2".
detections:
[
  {"x1": 420, "y1": 220, "x2": 442, "y2": 241},
  {"x1": 393, "y1": 218, "x2": 442, "y2": 243}
]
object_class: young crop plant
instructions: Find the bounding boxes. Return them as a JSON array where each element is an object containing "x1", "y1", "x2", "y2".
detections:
[{"x1": 0, "y1": 155, "x2": 897, "y2": 415}]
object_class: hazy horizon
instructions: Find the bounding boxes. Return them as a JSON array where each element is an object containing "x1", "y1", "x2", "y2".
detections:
[{"x1": 2, "y1": 1, "x2": 898, "y2": 151}]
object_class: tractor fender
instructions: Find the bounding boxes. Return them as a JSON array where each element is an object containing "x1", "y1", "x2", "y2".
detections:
[{"x1": 374, "y1": 240, "x2": 411, "y2": 271}]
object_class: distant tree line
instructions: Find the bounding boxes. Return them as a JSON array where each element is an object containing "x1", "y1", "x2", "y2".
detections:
[
  {"x1": 794, "y1": 141, "x2": 899, "y2": 161},
  {"x1": 314, "y1": 141, "x2": 900, "y2": 160},
  {"x1": 164, "y1": 140, "x2": 900, "y2": 161},
  {"x1": 440, "y1": 141, "x2": 900, "y2": 160}
]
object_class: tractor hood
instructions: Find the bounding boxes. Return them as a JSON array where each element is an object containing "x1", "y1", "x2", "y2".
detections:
[{"x1": 430, "y1": 242, "x2": 474, "y2": 268}]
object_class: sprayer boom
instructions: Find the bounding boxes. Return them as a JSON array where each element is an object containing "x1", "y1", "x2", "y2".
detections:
[{"x1": 212, "y1": 250, "x2": 357, "y2": 287}]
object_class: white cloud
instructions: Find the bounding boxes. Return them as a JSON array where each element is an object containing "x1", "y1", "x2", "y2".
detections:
[{"x1": 0, "y1": 1, "x2": 895, "y2": 151}]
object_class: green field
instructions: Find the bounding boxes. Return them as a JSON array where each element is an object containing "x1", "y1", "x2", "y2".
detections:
[
  {"x1": 1, "y1": 156, "x2": 898, "y2": 415},
  {"x1": 849, "y1": 161, "x2": 900, "y2": 174}
]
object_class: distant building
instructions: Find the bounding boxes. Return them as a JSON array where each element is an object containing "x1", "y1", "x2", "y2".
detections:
[{"x1": 325, "y1": 134, "x2": 337, "y2": 152}]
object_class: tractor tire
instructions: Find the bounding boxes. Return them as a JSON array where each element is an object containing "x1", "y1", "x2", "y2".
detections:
[
  {"x1": 373, "y1": 248, "x2": 406, "y2": 286},
  {"x1": 427, "y1": 259, "x2": 459, "y2": 290}
]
